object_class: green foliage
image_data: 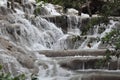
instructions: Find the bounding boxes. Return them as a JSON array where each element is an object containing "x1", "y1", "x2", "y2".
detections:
[
  {"x1": 81, "y1": 17, "x2": 109, "y2": 35},
  {"x1": 0, "y1": 65, "x2": 2, "y2": 70},
  {"x1": 34, "y1": 7, "x2": 41, "y2": 16},
  {"x1": 0, "y1": 65, "x2": 38, "y2": 80},
  {"x1": 102, "y1": 29, "x2": 120, "y2": 50},
  {"x1": 100, "y1": 0, "x2": 120, "y2": 17},
  {"x1": 102, "y1": 28, "x2": 120, "y2": 59},
  {"x1": 35, "y1": 0, "x2": 85, "y2": 11},
  {"x1": 0, "y1": 73, "x2": 26, "y2": 80},
  {"x1": 89, "y1": 17, "x2": 109, "y2": 26},
  {"x1": 95, "y1": 59, "x2": 105, "y2": 69},
  {"x1": 71, "y1": 36, "x2": 81, "y2": 42},
  {"x1": 36, "y1": 0, "x2": 41, "y2": 3},
  {"x1": 95, "y1": 49, "x2": 112, "y2": 69},
  {"x1": 31, "y1": 75, "x2": 38, "y2": 80},
  {"x1": 35, "y1": 0, "x2": 120, "y2": 16},
  {"x1": 0, "y1": 66, "x2": 26, "y2": 80}
]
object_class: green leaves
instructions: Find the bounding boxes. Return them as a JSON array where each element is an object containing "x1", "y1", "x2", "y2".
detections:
[
  {"x1": 13, "y1": 74, "x2": 26, "y2": 80},
  {"x1": 102, "y1": 29, "x2": 120, "y2": 50},
  {"x1": 0, "y1": 73, "x2": 12, "y2": 80},
  {"x1": 0, "y1": 73, "x2": 26, "y2": 80},
  {"x1": 31, "y1": 74, "x2": 38, "y2": 80},
  {"x1": 100, "y1": 0, "x2": 120, "y2": 17},
  {"x1": 0, "y1": 65, "x2": 2, "y2": 70},
  {"x1": 36, "y1": 0, "x2": 41, "y2": 3},
  {"x1": 0, "y1": 64, "x2": 39, "y2": 80}
]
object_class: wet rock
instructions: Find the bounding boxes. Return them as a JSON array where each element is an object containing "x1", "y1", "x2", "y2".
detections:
[
  {"x1": 81, "y1": 0, "x2": 105, "y2": 15},
  {"x1": 67, "y1": 8, "x2": 79, "y2": 15},
  {"x1": 0, "y1": 6, "x2": 13, "y2": 15},
  {"x1": 0, "y1": 53, "x2": 30, "y2": 76},
  {"x1": 85, "y1": 59, "x2": 99, "y2": 69},
  {"x1": 42, "y1": 15, "x2": 68, "y2": 33},
  {"x1": 109, "y1": 60, "x2": 117, "y2": 70},
  {"x1": 82, "y1": 73, "x2": 120, "y2": 80},
  {"x1": 14, "y1": 2, "x2": 23, "y2": 10},
  {"x1": 54, "y1": 5, "x2": 63, "y2": 14},
  {"x1": 60, "y1": 60, "x2": 83, "y2": 70},
  {"x1": 39, "y1": 7, "x2": 49, "y2": 15},
  {"x1": 15, "y1": 52, "x2": 35, "y2": 69},
  {"x1": 60, "y1": 59, "x2": 101, "y2": 70},
  {"x1": 0, "y1": 36, "x2": 39, "y2": 75},
  {"x1": 23, "y1": 3, "x2": 35, "y2": 14},
  {"x1": 37, "y1": 3, "x2": 61, "y2": 16},
  {"x1": 38, "y1": 49, "x2": 106, "y2": 57},
  {"x1": 42, "y1": 14, "x2": 109, "y2": 35},
  {"x1": 114, "y1": 22, "x2": 120, "y2": 30},
  {"x1": 15, "y1": 51, "x2": 39, "y2": 74}
]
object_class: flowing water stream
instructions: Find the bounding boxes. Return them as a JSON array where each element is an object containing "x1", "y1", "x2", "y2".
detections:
[{"x1": 0, "y1": 0, "x2": 120, "y2": 80}]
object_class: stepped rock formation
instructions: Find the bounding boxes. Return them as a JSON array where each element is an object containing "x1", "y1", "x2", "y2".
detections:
[{"x1": 0, "y1": 0, "x2": 120, "y2": 80}]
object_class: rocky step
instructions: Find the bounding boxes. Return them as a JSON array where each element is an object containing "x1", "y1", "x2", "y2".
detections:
[
  {"x1": 53, "y1": 56, "x2": 118, "y2": 70},
  {"x1": 80, "y1": 71, "x2": 120, "y2": 80},
  {"x1": 38, "y1": 49, "x2": 107, "y2": 57}
]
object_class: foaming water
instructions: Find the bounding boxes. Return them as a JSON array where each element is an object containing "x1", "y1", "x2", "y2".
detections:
[
  {"x1": 0, "y1": 2, "x2": 120, "y2": 80},
  {"x1": 0, "y1": 0, "x2": 7, "y2": 7},
  {"x1": 35, "y1": 53, "x2": 73, "y2": 80},
  {"x1": 67, "y1": 15, "x2": 81, "y2": 35},
  {"x1": 78, "y1": 20, "x2": 118, "y2": 49},
  {"x1": 0, "y1": 14, "x2": 64, "y2": 51}
]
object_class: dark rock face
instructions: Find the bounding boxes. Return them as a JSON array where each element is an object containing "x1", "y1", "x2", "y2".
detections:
[
  {"x1": 60, "y1": 60, "x2": 84, "y2": 70},
  {"x1": 82, "y1": 74, "x2": 120, "y2": 80},
  {"x1": 109, "y1": 60, "x2": 117, "y2": 70},
  {"x1": 81, "y1": 0, "x2": 105, "y2": 15},
  {"x1": 59, "y1": 58, "x2": 118, "y2": 70},
  {"x1": 0, "y1": 7, "x2": 13, "y2": 15},
  {"x1": 42, "y1": 15, "x2": 91, "y2": 34},
  {"x1": 60, "y1": 59, "x2": 100, "y2": 70},
  {"x1": 42, "y1": 15, "x2": 68, "y2": 33},
  {"x1": 42, "y1": 15, "x2": 107, "y2": 35},
  {"x1": 112, "y1": 7, "x2": 120, "y2": 16},
  {"x1": 81, "y1": 0, "x2": 120, "y2": 16}
]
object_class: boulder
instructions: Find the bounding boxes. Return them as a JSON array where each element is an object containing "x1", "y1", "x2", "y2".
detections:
[{"x1": 67, "y1": 8, "x2": 79, "y2": 15}]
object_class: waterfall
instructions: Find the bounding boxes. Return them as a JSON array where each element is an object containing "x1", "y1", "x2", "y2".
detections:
[
  {"x1": 0, "y1": 2, "x2": 76, "y2": 79},
  {"x1": 0, "y1": 14, "x2": 64, "y2": 50},
  {"x1": 0, "y1": 0, "x2": 7, "y2": 7},
  {"x1": 78, "y1": 20, "x2": 118, "y2": 49},
  {"x1": 67, "y1": 15, "x2": 81, "y2": 35},
  {"x1": 0, "y1": 1, "x2": 120, "y2": 80}
]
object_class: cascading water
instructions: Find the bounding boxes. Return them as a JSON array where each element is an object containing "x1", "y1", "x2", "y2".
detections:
[
  {"x1": 78, "y1": 20, "x2": 118, "y2": 49},
  {"x1": 0, "y1": 1, "x2": 76, "y2": 79},
  {"x1": 0, "y1": 0, "x2": 7, "y2": 7},
  {"x1": 67, "y1": 15, "x2": 81, "y2": 35},
  {"x1": 0, "y1": 0, "x2": 120, "y2": 80}
]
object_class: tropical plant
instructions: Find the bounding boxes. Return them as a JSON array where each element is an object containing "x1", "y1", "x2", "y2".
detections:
[{"x1": 0, "y1": 65, "x2": 38, "y2": 80}]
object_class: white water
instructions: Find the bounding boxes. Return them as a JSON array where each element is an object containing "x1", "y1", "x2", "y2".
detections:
[
  {"x1": 0, "y1": 4, "x2": 74, "y2": 79},
  {"x1": 78, "y1": 20, "x2": 118, "y2": 49},
  {"x1": 67, "y1": 15, "x2": 81, "y2": 36},
  {"x1": 35, "y1": 53, "x2": 73, "y2": 80},
  {"x1": 40, "y1": 3, "x2": 61, "y2": 16},
  {"x1": 0, "y1": 1, "x2": 120, "y2": 80}
]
